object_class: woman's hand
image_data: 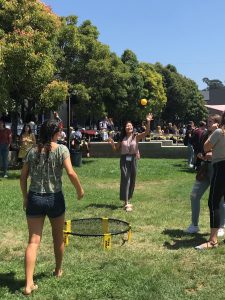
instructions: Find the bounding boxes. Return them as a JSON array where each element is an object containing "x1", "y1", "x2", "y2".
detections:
[
  {"x1": 108, "y1": 137, "x2": 114, "y2": 144},
  {"x1": 23, "y1": 196, "x2": 28, "y2": 211},
  {"x1": 77, "y1": 188, "x2": 84, "y2": 200},
  {"x1": 146, "y1": 113, "x2": 153, "y2": 122}
]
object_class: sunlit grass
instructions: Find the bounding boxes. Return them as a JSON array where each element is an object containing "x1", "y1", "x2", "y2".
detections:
[{"x1": 0, "y1": 158, "x2": 224, "y2": 299}]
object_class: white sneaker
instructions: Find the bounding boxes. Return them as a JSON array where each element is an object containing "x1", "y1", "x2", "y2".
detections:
[
  {"x1": 3, "y1": 174, "x2": 8, "y2": 178},
  {"x1": 185, "y1": 224, "x2": 200, "y2": 234},
  {"x1": 217, "y1": 228, "x2": 225, "y2": 237},
  {"x1": 188, "y1": 164, "x2": 194, "y2": 168}
]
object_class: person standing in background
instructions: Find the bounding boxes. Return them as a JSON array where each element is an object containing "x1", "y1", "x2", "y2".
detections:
[
  {"x1": 195, "y1": 111, "x2": 225, "y2": 249},
  {"x1": 185, "y1": 115, "x2": 225, "y2": 237},
  {"x1": 0, "y1": 120, "x2": 12, "y2": 178},
  {"x1": 108, "y1": 113, "x2": 153, "y2": 212},
  {"x1": 18, "y1": 124, "x2": 36, "y2": 161}
]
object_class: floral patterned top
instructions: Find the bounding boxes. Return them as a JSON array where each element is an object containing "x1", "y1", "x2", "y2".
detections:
[{"x1": 24, "y1": 144, "x2": 70, "y2": 193}]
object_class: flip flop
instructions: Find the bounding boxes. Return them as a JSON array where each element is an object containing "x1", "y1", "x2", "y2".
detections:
[
  {"x1": 53, "y1": 270, "x2": 63, "y2": 278},
  {"x1": 124, "y1": 204, "x2": 133, "y2": 212},
  {"x1": 195, "y1": 240, "x2": 218, "y2": 250}
]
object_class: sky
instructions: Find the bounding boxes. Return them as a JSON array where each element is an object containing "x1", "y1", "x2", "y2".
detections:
[{"x1": 43, "y1": 0, "x2": 225, "y2": 90}]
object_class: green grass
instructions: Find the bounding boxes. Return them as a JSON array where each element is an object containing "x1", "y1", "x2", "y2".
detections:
[{"x1": 0, "y1": 158, "x2": 224, "y2": 299}]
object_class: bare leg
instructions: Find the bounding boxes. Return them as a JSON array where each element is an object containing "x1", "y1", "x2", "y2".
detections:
[
  {"x1": 49, "y1": 214, "x2": 65, "y2": 277},
  {"x1": 24, "y1": 216, "x2": 45, "y2": 294},
  {"x1": 209, "y1": 228, "x2": 219, "y2": 243}
]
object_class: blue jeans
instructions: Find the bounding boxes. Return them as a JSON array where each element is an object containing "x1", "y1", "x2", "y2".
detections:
[
  {"x1": 0, "y1": 144, "x2": 9, "y2": 175},
  {"x1": 187, "y1": 143, "x2": 195, "y2": 165},
  {"x1": 190, "y1": 162, "x2": 225, "y2": 227}
]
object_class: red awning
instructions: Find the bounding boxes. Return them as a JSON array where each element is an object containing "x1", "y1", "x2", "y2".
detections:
[
  {"x1": 205, "y1": 105, "x2": 225, "y2": 112},
  {"x1": 80, "y1": 129, "x2": 98, "y2": 136}
]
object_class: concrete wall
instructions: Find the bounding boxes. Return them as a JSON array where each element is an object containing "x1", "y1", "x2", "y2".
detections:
[{"x1": 89, "y1": 142, "x2": 188, "y2": 159}]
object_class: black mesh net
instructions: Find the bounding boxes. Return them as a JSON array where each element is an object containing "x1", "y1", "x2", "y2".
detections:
[{"x1": 66, "y1": 218, "x2": 131, "y2": 237}]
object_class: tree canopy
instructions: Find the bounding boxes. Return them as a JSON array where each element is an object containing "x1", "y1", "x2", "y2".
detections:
[
  {"x1": 0, "y1": 0, "x2": 68, "y2": 118},
  {"x1": 0, "y1": 0, "x2": 209, "y2": 129}
]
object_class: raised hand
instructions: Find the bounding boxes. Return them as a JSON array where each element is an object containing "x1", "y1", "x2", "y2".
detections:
[{"x1": 146, "y1": 113, "x2": 153, "y2": 122}]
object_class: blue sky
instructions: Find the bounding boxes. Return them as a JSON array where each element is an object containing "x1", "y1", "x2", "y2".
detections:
[{"x1": 43, "y1": 0, "x2": 225, "y2": 90}]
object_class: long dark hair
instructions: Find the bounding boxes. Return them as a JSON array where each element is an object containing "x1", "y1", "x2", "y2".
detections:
[
  {"x1": 119, "y1": 121, "x2": 134, "y2": 142},
  {"x1": 37, "y1": 119, "x2": 61, "y2": 162},
  {"x1": 21, "y1": 124, "x2": 32, "y2": 136}
]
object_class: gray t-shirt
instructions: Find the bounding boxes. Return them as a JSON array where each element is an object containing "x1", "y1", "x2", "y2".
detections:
[
  {"x1": 208, "y1": 128, "x2": 225, "y2": 164},
  {"x1": 25, "y1": 144, "x2": 70, "y2": 193}
]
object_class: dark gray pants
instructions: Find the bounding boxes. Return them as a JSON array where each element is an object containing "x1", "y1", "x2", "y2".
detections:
[{"x1": 120, "y1": 155, "x2": 137, "y2": 202}]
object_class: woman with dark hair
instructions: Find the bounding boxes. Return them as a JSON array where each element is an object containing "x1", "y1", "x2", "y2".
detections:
[
  {"x1": 18, "y1": 124, "x2": 36, "y2": 160},
  {"x1": 108, "y1": 113, "x2": 153, "y2": 212},
  {"x1": 196, "y1": 111, "x2": 225, "y2": 250},
  {"x1": 20, "y1": 119, "x2": 84, "y2": 295}
]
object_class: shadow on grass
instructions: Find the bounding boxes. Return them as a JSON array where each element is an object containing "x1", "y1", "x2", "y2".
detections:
[
  {"x1": 162, "y1": 228, "x2": 209, "y2": 250},
  {"x1": 0, "y1": 169, "x2": 20, "y2": 179},
  {"x1": 172, "y1": 164, "x2": 196, "y2": 174},
  {"x1": 86, "y1": 203, "x2": 121, "y2": 210},
  {"x1": 4, "y1": 173, "x2": 20, "y2": 180},
  {"x1": 81, "y1": 159, "x2": 95, "y2": 165},
  {"x1": 0, "y1": 271, "x2": 49, "y2": 294},
  {"x1": 172, "y1": 161, "x2": 197, "y2": 174}
]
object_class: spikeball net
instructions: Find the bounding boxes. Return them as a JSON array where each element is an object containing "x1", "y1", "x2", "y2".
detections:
[{"x1": 64, "y1": 217, "x2": 132, "y2": 250}]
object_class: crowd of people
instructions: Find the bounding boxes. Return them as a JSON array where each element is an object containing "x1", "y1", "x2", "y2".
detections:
[{"x1": 1, "y1": 110, "x2": 225, "y2": 295}]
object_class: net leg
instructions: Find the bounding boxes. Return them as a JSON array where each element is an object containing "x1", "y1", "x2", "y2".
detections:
[
  {"x1": 103, "y1": 233, "x2": 112, "y2": 250},
  {"x1": 64, "y1": 220, "x2": 72, "y2": 246}
]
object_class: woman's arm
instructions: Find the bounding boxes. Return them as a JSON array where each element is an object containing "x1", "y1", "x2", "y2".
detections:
[
  {"x1": 204, "y1": 139, "x2": 213, "y2": 153},
  {"x1": 63, "y1": 157, "x2": 84, "y2": 200},
  {"x1": 20, "y1": 162, "x2": 29, "y2": 209},
  {"x1": 32, "y1": 133, "x2": 36, "y2": 144},
  {"x1": 108, "y1": 138, "x2": 121, "y2": 152},
  {"x1": 136, "y1": 113, "x2": 153, "y2": 142}
]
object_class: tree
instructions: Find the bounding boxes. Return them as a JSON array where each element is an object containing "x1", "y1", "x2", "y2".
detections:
[
  {"x1": 155, "y1": 63, "x2": 208, "y2": 124},
  {"x1": 57, "y1": 17, "x2": 131, "y2": 125},
  {"x1": 202, "y1": 77, "x2": 224, "y2": 90},
  {"x1": 0, "y1": 0, "x2": 68, "y2": 136},
  {"x1": 138, "y1": 63, "x2": 167, "y2": 117}
]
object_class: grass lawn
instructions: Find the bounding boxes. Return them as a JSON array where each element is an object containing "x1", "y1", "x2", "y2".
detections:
[{"x1": 0, "y1": 158, "x2": 225, "y2": 300}]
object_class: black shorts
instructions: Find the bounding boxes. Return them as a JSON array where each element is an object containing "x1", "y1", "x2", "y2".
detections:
[{"x1": 26, "y1": 191, "x2": 65, "y2": 218}]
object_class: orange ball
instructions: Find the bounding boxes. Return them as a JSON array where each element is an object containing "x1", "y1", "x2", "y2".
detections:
[{"x1": 140, "y1": 98, "x2": 148, "y2": 106}]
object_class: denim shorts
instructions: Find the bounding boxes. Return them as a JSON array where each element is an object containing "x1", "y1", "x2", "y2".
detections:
[{"x1": 26, "y1": 191, "x2": 65, "y2": 218}]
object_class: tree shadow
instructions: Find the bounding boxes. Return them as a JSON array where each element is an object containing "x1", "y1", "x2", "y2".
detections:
[
  {"x1": 0, "y1": 272, "x2": 23, "y2": 293},
  {"x1": 172, "y1": 163, "x2": 196, "y2": 174},
  {"x1": 162, "y1": 228, "x2": 209, "y2": 250},
  {"x1": 81, "y1": 159, "x2": 95, "y2": 165},
  {"x1": 0, "y1": 271, "x2": 49, "y2": 294},
  {"x1": 1, "y1": 173, "x2": 20, "y2": 180}
]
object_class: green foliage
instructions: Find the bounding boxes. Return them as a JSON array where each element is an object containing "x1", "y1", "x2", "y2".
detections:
[
  {"x1": 0, "y1": 1, "x2": 209, "y2": 126},
  {"x1": 156, "y1": 63, "x2": 208, "y2": 123},
  {"x1": 0, "y1": 0, "x2": 66, "y2": 116},
  {"x1": 40, "y1": 80, "x2": 68, "y2": 110},
  {"x1": 139, "y1": 63, "x2": 167, "y2": 116}
]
